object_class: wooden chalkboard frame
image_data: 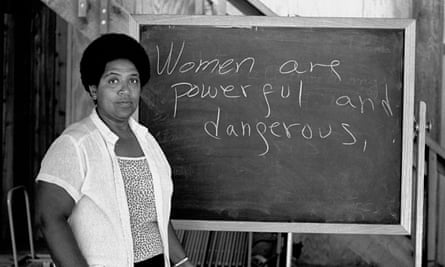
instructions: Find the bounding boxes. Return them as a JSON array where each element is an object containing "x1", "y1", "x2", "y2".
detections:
[{"x1": 130, "y1": 15, "x2": 415, "y2": 235}]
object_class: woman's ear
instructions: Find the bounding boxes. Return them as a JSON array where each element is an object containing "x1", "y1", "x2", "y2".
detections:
[{"x1": 89, "y1": 85, "x2": 97, "y2": 100}]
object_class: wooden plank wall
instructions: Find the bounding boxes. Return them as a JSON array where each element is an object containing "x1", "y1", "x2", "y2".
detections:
[
  {"x1": 440, "y1": 3, "x2": 445, "y2": 264},
  {"x1": 1, "y1": 12, "x2": 16, "y2": 251},
  {"x1": 413, "y1": 0, "x2": 443, "y2": 142},
  {"x1": 1, "y1": 1, "x2": 69, "y2": 250},
  {"x1": 258, "y1": 0, "x2": 412, "y2": 18},
  {"x1": 122, "y1": 0, "x2": 198, "y2": 15}
]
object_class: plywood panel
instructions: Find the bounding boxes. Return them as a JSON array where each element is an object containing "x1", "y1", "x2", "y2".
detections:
[
  {"x1": 259, "y1": 0, "x2": 412, "y2": 18},
  {"x1": 133, "y1": 0, "x2": 196, "y2": 14},
  {"x1": 443, "y1": 2, "x2": 445, "y2": 147},
  {"x1": 41, "y1": 0, "x2": 100, "y2": 40},
  {"x1": 362, "y1": 0, "x2": 412, "y2": 18},
  {"x1": 55, "y1": 15, "x2": 69, "y2": 132},
  {"x1": 116, "y1": 0, "x2": 136, "y2": 13},
  {"x1": 66, "y1": 27, "x2": 94, "y2": 125},
  {"x1": 1, "y1": 13, "x2": 16, "y2": 247},
  {"x1": 296, "y1": 0, "x2": 364, "y2": 17},
  {"x1": 413, "y1": 0, "x2": 443, "y2": 141}
]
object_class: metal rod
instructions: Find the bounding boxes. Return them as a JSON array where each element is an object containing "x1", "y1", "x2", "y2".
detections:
[
  {"x1": 7, "y1": 186, "x2": 36, "y2": 267},
  {"x1": 415, "y1": 101, "x2": 427, "y2": 267},
  {"x1": 286, "y1": 233, "x2": 292, "y2": 267}
]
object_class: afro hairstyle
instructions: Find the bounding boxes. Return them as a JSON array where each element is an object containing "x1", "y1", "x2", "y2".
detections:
[{"x1": 80, "y1": 33, "x2": 150, "y2": 94}]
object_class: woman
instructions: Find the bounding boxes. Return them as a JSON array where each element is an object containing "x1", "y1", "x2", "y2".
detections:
[{"x1": 35, "y1": 33, "x2": 194, "y2": 267}]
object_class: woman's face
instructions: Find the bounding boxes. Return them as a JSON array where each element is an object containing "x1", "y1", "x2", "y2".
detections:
[{"x1": 90, "y1": 58, "x2": 141, "y2": 124}]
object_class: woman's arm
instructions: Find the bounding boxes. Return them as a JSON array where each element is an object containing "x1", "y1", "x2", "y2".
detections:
[
  {"x1": 35, "y1": 181, "x2": 89, "y2": 267},
  {"x1": 168, "y1": 222, "x2": 195, "y2": 267}
]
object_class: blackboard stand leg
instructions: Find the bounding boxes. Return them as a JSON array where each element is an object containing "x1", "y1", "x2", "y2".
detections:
[
  {"x1": 415, "y1": 101, "x2": 427, "y2": 267},
  {"x1": 276, "y1": 234, "x2": 283, "y2": 267},
  {"x1": 247, "y1": 232, "x2": 253, "y2": 267},
  {"x1": 286, "y1": 232, "x2": 292, "y2": 267}
]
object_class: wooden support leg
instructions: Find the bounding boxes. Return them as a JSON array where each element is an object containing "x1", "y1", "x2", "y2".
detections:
[{"x1": 415, "y1": 101, "x2": 427, "y2": 267}]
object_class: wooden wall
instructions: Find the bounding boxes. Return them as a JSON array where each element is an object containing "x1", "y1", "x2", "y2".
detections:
[
  {"x1": 257, "y1": 0, "x2": 412, "y2": 17},
  {"x1": 41, "y1": 0, "x2": 199, "y2": 125},
  {"x1": 1, "y1": 0, "x2": 68, "y2": 250},
  {"x1": 120, "y1": 0, "x2": 198, "y2": 14}
]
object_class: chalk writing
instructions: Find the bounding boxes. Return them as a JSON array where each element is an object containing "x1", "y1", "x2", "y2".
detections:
[
  {"x1": 156, "y1": 41, "x2": 255, "y2": 75},
  {"x1": 335, "y1": 83, "x2": 392, "y2": 116},
  {"x1": 152, "y1": 41, "x2": 396, "y2": 156},
  {"x1": 172, "y1": 82, "x2": 252, "y2": 118},
  {"x1": 279, "y1": 59, "x2": 342, "y2": 81},
  {"x1": 203, "y1": 107, "x2": 359, "y2": 156}
]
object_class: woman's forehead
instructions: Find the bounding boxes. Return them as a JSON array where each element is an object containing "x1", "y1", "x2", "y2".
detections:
[{"x1": 103, "y1": 59, "x2": 139, "y2": 74}]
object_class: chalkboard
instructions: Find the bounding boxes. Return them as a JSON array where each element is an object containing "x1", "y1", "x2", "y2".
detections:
[{"x1": 136, "y1": 16, "x2": 415, "y2": 234}]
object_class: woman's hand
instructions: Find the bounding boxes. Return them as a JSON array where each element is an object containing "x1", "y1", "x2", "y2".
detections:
[
  {"x1": 173, "y1": 256, "x2": 195, "y2": 267},
  {"x1": 168, "y1": 222, "x2": 196, "y2": 267},
  {"x1": 181, "y1": 260, "x2": 195, "y2": 267}
]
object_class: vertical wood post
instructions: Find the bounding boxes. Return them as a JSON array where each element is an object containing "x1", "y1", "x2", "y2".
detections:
[
  {"x1": 413, "y1": 0, "x2": 443, "y2": 141},
  {"x1": 415, "y1": 101, "x2": 427, "y2": 267},
  {"x1": 286, "y1": 233, "x2": 292, "y2": 267},
  {"x1": 99, "y1": 0, "x2": 109, "y2": 34},
  {"x1": 427, "y1": 150, "x2": 438, "y2": 264}
]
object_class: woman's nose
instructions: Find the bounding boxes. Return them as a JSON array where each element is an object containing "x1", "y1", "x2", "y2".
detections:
[{"x1": 118, "y1": 82, "x2": 130, "y2": 95}]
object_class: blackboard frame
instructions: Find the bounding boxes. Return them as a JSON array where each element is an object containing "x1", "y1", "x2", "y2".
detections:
[{"x1": 130, "y1": 15, "x2": 416, "y2": 235}]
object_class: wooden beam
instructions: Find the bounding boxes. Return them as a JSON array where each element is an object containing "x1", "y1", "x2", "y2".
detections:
[
  {"x1": 439, "y1": 174, "x2": 445, "y2": 264},
  {"x1": 206, "y1": 0, "x2": 226, "y2": 15},
  {"x1": 245, "y1": 0, "x2": 276, "y2": 15},
  {"x1": 226, "y1": 0, "x2": 276, "y2": 16},
  {"x1": 78, "y1": 0, "x2": 87, "y2": 17},
  {"x1": 427, "y1": 149, "x2": 438, "y2": 264},
  {"x1": 130, "y1": 0, "x2": 197, "y2": 15},
  {"x1": 413, "y1": 0, "x2": 443, "y2": 141}
]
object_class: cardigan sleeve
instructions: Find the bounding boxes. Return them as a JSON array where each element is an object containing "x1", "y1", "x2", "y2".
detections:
[{"x1": 36, "y1": 135, "x2": 85, "y2": 202}]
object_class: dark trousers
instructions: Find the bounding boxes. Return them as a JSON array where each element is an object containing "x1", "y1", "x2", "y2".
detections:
[{"x1": 134, "y1": 254, "x2": 165, "y2": 267}]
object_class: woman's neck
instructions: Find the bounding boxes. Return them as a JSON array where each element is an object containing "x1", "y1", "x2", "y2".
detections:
[
  {"x1": 111, "y1": 124, "x2": 134, "y2": 139},
  {"x1": 95, "y1": 108, "x2": 143, "y2": 157},
  {"x1": 96, "y1": 109, "x2": 133, "y2": 139}
]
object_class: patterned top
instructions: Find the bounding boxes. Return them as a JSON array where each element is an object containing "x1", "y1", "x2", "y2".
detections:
[{"x1": 117, "y1": 156, "x2": 164, "y2": 263}]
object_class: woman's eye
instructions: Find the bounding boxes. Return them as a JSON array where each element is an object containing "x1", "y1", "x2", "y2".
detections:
[
  {"x1": 129, "y1": 78, "x2": 140, "y2": 84},
  {"x1": 108, "y1": 78, "x2": 119, "y2": 85}
]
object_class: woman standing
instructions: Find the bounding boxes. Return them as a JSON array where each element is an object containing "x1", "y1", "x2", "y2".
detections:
[{"x1": 35, "y1": 33, "x2": 194, "y2": 267}]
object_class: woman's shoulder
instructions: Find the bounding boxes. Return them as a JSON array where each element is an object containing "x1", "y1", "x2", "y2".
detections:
[{"x1": 61, "y1": 116, "x2": 98, "y2": 142}]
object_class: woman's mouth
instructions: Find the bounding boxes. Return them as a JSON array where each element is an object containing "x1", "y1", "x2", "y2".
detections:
[{"x1": 116, "y1": 101, "x2": 133, "y2": 107}]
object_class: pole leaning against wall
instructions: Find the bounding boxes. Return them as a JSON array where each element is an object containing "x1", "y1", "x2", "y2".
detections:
[{"x1": 415, "y1": 101, "x2": 427, "y2": 267}]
